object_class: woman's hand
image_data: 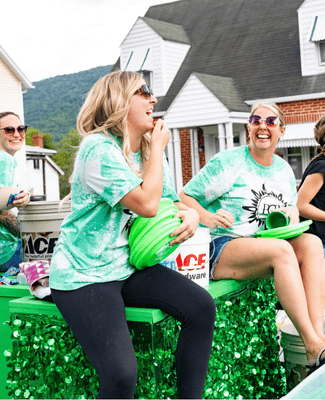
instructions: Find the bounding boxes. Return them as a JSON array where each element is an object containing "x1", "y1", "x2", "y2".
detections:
[
  {"x1": 12, "y1": 190, "x2": 30, "y2": 208},
  {"x1": 169, "y1": 208, "x2": 200, "y2": 246},
  {"x1": 209, "y1": 209, "x2": 234, "y2": 230},
  {"x1": 276, "y1": 206, "x2": 299, "y2": 225},
  {"x1": 150, "y1": 119, "x2": 170, "y2": 151}
]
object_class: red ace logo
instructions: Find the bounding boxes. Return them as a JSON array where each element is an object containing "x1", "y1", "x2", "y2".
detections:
[{"x1": 175, "y1": 252, "x2": 207, "y2": 271}]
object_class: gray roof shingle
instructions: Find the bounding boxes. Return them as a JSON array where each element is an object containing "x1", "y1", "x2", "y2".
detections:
[
  {"x1": 141, "y1": 17, "x2": 191, "y2": 45},
  {"x1": 194, "y1": 72, "x2": 250, "y2": 112},
  {"x1": 143, "y1": 0, "x2": 325, "y2": 113}
]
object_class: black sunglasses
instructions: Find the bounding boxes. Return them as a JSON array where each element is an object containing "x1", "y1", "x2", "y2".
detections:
[
  {"x1": 0, "y1": 125, "x2": 28, "y2": 135},
  {"x1": 248, "y1": 115, "x2": 279, "y2": 127},
  {"x1": 134, "y1": 84, "x2": 154, "y2": 100}
]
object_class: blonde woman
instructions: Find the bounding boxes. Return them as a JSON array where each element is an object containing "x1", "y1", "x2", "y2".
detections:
[
  {"x1": 49, "y1": 71, "x2": 215, "y2": 399},
  {"x1": 180, "y1": 101, "x2": 325, "y2": 376},
  {"x1": 297, "y1": 116, "x2": 325, "y2": 254}
]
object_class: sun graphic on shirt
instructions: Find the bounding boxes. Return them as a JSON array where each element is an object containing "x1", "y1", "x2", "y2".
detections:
[{"x1": 242, "y1": 184, "x2": 288, "y2": 227}]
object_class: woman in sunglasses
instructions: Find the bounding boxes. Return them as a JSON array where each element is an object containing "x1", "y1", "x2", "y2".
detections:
[
  {"x1": 0, "y1": 111, "x2": 29, "y2": 273},
  {"x1": 297, "y1": 116, "x2": 325, "y2": 255},
  {"x1": 180, "y1": 101, "x2": 325, "y2": 375},
  {"x1": 49, "y1": 71, "x2": 215, "y2": 399}
]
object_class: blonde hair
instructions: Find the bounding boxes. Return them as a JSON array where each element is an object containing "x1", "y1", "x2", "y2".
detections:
[
  {"x1": 77, "y1": 70, "x2": 151, "y2": 175},
  {"x1": 312, "y1": 115, "x2": 325, "y2": 159},
  {"x1": 250, "y1": 101, "x2": 285, "y2": 127}
]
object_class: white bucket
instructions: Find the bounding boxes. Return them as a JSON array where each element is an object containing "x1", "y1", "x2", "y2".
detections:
[
  {"x1": 280, "y1": 323, "x2": 309, "y2": 392},
  {"x1": 161, "y1": 227, "x2": 210, "y2": 288},
  {"x1": 18, "y1": 201, "x2": 70, "y2": 262}
]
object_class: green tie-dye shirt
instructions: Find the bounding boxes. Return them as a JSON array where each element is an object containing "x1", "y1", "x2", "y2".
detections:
[
  {"x1": 183, "y1": 145, "x2": 297, "y2": 239},
  {"x1": 50, "y1": 133, "x2": 180, "y2": 291},
  {"x1": 0, "y1": 150, "x2": 20, "y2": 265}
]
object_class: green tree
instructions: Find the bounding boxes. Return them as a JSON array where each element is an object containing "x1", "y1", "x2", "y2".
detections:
[{"x1": 53, "y1": 129, "x2": 83, "y2": 198}]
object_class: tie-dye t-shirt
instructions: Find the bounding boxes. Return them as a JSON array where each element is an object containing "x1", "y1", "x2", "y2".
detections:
[
  {"x1": 183, "y1": 145, "x2": 297, "y2": 239},
  {"x1": 0, "y1": 150, "x2": 20, "y2": 265},
  {"x1": 50, "y1": 133, "x2": 180, "y2": 291}
]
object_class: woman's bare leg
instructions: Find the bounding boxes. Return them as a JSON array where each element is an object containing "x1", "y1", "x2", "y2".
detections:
[
  {"x1": 288, "y1": 233, "x2": 325, "y2": 340},
  {"x1": 213, "y1": 237, "x2": 325, "y2": 366}
]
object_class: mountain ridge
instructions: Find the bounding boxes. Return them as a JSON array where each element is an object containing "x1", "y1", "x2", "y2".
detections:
[{"x1": 23, "y1": 65, "x2": 113, "y2": 142}]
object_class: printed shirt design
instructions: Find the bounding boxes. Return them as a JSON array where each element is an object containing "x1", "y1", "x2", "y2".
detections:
[
  {"x1": 183, "y1": 145, "x2": 297, "y2": 238},
  {"x1": 0, "y1": 150, "x2": 20, "y2": 265},
  {"x1": 50, "y1": 133, "x2": 179, "y2": 291}
]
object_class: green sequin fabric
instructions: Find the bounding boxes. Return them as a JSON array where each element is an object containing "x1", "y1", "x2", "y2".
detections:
[{"x1": 5, "y1": 279, "x2": 286, "y2": 399}]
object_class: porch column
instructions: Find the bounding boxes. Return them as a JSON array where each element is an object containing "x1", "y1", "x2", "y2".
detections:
[
  {"x1": 218, "y1": 124, "x2": 226, "y2": 152},
  {"x1": 226, "y1": 122, "x2": 234, "y2": 149},
  {"x1": 172, "y1": 129, "x2": 183, "y2": 193},
  {"x1": 166, "y1": 138, "x2": 175, "y2": 185},
  {"x1": 190, "y1": 128, "x2": 200, "y2": 176},
  {"x1": 239, "y1": 125, "x2": 247, "y2": 146},
  {"x1": 203, "y1": 133, "x2": 216, "y2": 163}
]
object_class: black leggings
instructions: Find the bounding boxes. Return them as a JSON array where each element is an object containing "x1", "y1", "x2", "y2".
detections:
[{"x1": 51, "y1": 265, "x2": 216, "y2": 399}]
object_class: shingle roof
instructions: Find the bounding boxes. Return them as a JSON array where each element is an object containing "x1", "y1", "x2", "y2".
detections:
[
  {"x1": 141, "y1": 17, "x2": 190, "y2": 45},
  {"x1": 143, "y1": 0, "x2": 325, "y2": 113},
  {"x1": 194, "y1": 72, "x2": 250, "y2": 112}
]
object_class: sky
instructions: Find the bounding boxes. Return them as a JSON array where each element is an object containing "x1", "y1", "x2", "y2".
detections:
[{"x1": 1, "y1": 0, "x2": 178, "y2": 83}]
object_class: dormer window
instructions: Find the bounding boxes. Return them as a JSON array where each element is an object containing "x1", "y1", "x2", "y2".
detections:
[
  {"x1": 125, "y1": 47, "x2": 152, "y2": 71},
  {"x1": 123, "y1": 46, "x2": 154, "y2": 88},
  {"x1": 309, "y1": 14, "x2": 325, "y2": 66}
]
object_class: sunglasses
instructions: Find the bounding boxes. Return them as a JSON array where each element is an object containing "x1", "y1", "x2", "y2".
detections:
[
  {"x1": 134, "y1": 84, "x2": 154, "y2": 100},
  {"x1": 0, "y1": 125, "x2": 28, "y2": 135},
  {"x1": 248, "y1": 115, "x2": 279, "y2": 127}
]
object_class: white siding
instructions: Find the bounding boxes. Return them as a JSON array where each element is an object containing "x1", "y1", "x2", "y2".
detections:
[
  {"x1": 26, "y1": 159, "x2": 60, "y2": 201},
  {"x1": 26, "y1": 159, "x2": 44, "y2": 197},
  {"x1": 45, "y1": 162, "x2": 60, "y2": 201},
  {"x1": 0, "y1": 59, "x2": 23, "y2": 114},
  {"x1": 164, "y1": 74, "x2": 229, "y2": 129},
  {"x1": 298, "y1": 0, "x2": 325, "y2": 76},
  {"x1": 162, "y1": 41, "x2": 190, "y2": 94},
  {"x1": 121, "y1": 19, "x2": 164, "y2": 95},
  {"x1": 120, "y1": 18, "x2": 190, "y2": 97}
]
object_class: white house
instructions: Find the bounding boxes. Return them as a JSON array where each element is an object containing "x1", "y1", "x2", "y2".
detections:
[
  {"x1": 113, "y1": 0, "x2": 325, "y2": 191},
  {"x1": 26, "y1": 135, "x2": 63, "y2": 201},
  {"x1": 0, "y1": 45, "x2": 34, "y2": 189}
]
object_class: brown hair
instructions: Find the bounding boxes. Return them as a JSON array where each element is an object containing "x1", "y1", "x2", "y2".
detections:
[
  {"x1": 313, "y1": 116, "x2": 325, "y2": 159},
  {"x1": 0, "y1": 111, "x2": 20, "y2": 124}
]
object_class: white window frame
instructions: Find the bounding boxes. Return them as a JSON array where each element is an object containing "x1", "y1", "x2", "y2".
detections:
[{"x1": 317, "y1": 41, "x2": 325, "y2": 66}]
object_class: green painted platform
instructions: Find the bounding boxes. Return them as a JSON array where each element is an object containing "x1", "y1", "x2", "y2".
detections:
[{"x1": 8, "y1": 279, "x2": 250, "y2": 322}]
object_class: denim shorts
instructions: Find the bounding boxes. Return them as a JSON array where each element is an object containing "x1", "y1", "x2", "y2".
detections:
[
  {"x1": 209, "y1": 236, "x2": 234, "y2": 279},
  {"x1": 0, "y1": 239, "x2": 23, "y2": 272}
]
